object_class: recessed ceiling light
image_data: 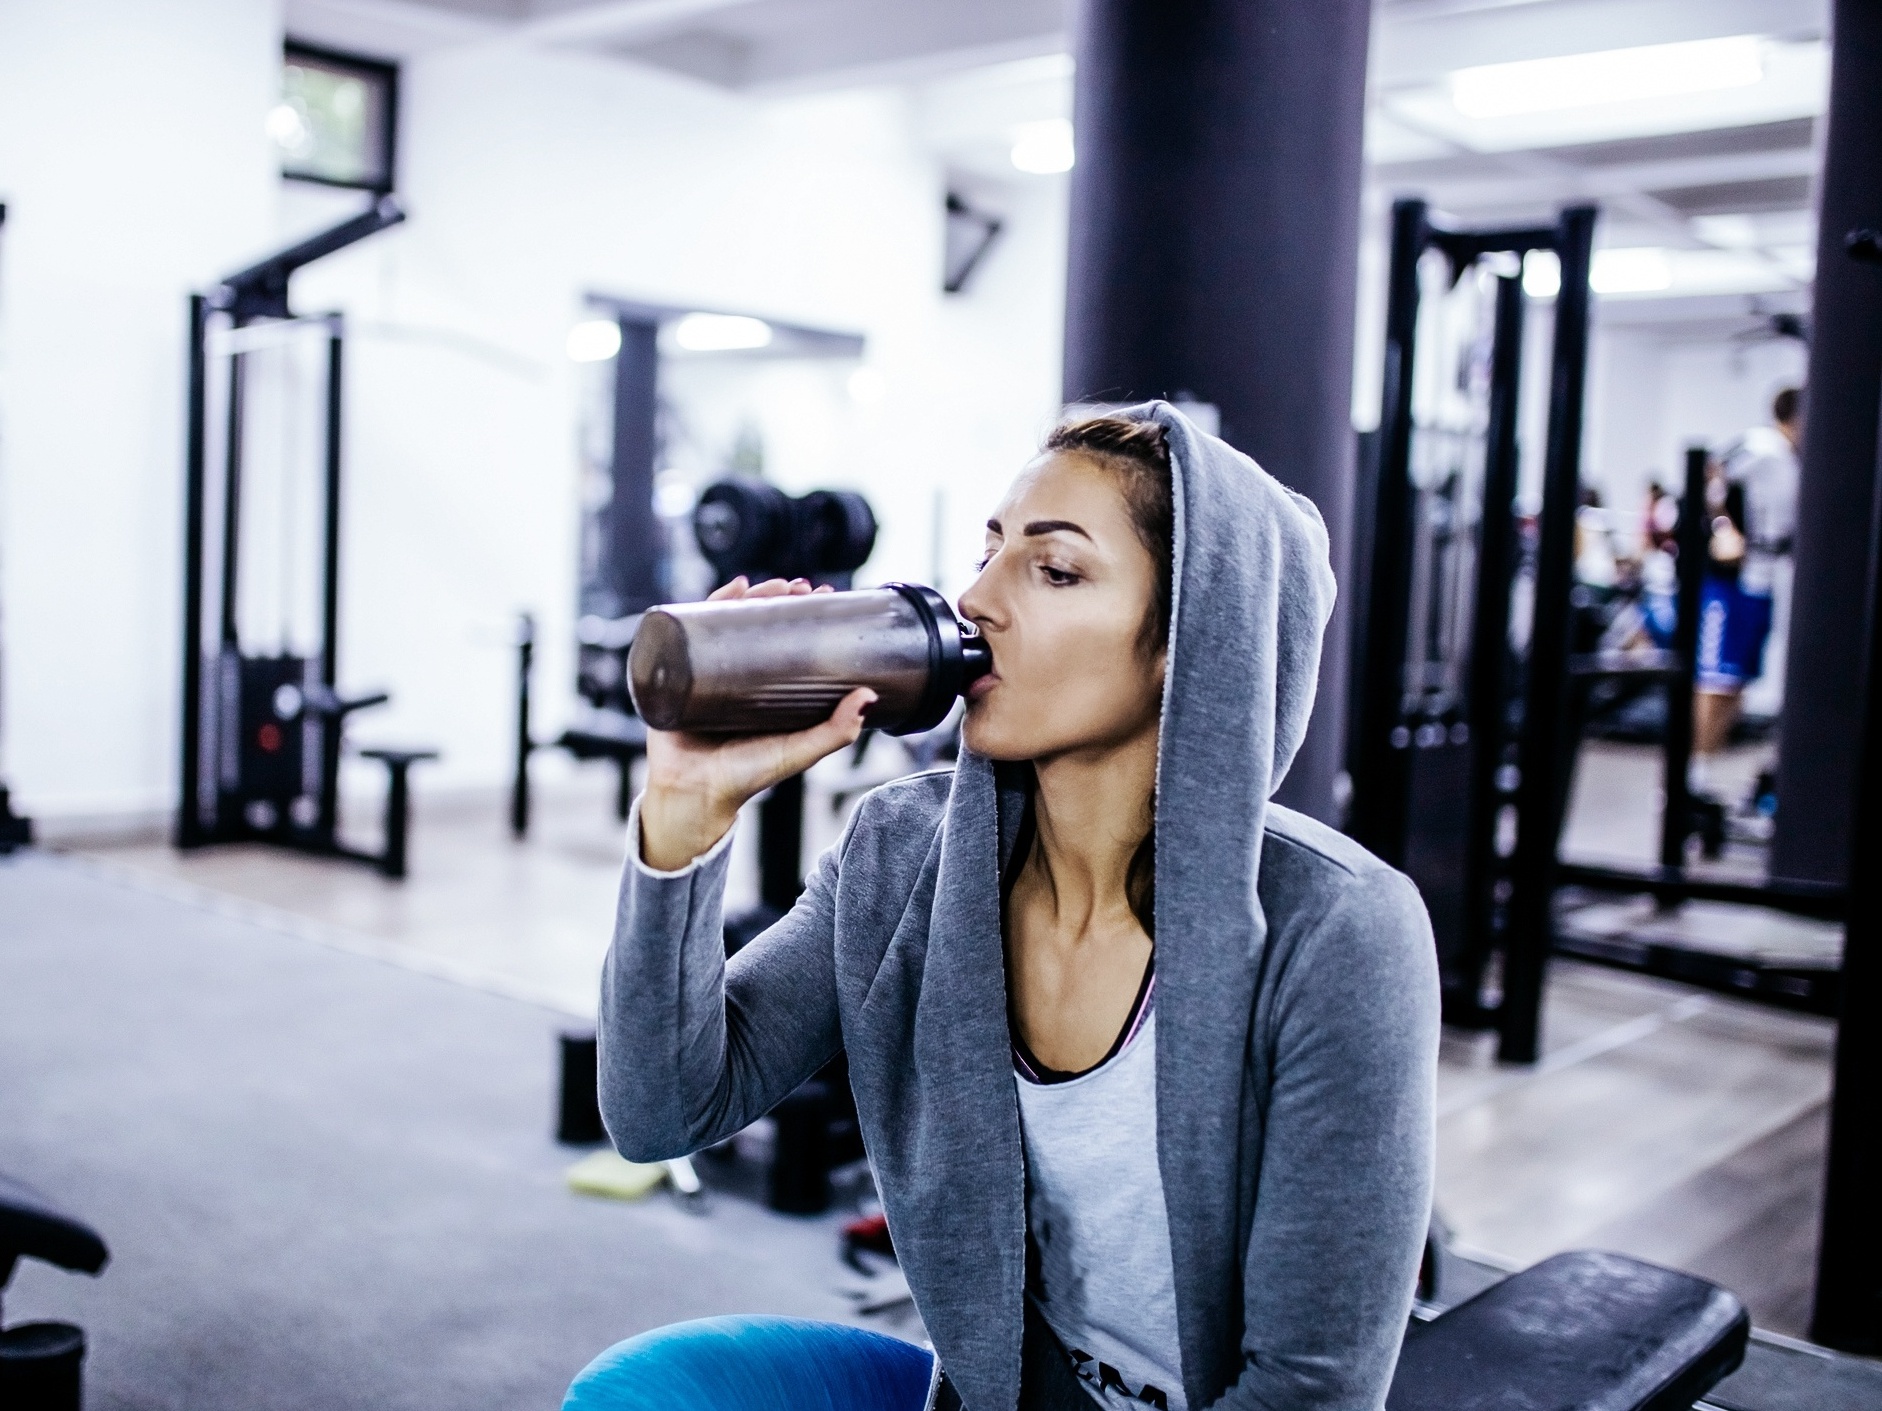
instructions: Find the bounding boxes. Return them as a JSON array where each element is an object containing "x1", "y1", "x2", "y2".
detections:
[
  {"x1": 566, "y1": 319, "x2": 622, "y2": 362},
  {"x1": 673, "y1": 313, "x2": 773, "y2": 352},
  {"x1": 1011, "y1": 119, "x2": 1075, "y2": 174},
  {"x1": 1450, "y1": 35, "x2": 1764, "y2": 119},
  {"x1": 1591, "y1": 248, "x2": 1672, "y2": 294}
]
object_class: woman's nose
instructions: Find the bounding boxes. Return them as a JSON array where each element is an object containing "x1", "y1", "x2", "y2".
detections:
[{"x1": 958, "y1": 574, "x2": 995, "y2": 630}]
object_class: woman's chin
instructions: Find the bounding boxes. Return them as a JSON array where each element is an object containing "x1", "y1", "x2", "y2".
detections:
[{"x1": 961, "y1": 710, "x2": 1022, "y2": 762}]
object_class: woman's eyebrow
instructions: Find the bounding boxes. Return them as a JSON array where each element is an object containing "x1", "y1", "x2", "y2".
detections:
[{"x1": 1022, "y1": 519, "x2": 1093, "y2": 542}]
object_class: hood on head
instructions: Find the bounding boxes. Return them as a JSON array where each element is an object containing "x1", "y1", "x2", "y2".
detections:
[{"x1": 1111, "y1": 400, "x2": 1336, "y2": 936}]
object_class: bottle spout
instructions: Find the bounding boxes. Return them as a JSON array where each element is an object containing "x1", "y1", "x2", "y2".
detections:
[{"x1": 959, "y1": 634, "x2": 993, "y2": 685}]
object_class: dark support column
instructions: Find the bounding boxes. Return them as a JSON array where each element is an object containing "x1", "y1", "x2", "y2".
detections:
[
  {"x1": 1499, "y1": 206, "x2": 1597, "y2": 1065},
  {"x1": 1660, "y1": 446, "x2": 1706, "y2": 872},
  {"x1": 1063, "y1": 0, "x2": 1373, "y2": 822},
  {"x1": 1347, "y1": 200, "x2": 1428, "y2": 864},
  {"x1": 1812, "y1": 245, "x2": 1882, "y2": 1359},
  {"x1": 601, "y1": 317, "x2": 664, "y2": 619},
  {"x1": 1773, "y1": 0, "x2": 1882, "y2": 885}
]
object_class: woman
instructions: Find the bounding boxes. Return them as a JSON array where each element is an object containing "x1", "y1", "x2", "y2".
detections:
[{"x1": 573, "y1": 404, "x2": 1439, "y2": 1411}]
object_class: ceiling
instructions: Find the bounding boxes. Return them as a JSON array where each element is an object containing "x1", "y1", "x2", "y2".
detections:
[{"x1": 284, "y1": 0, "x2": 1833, "y2": 327}]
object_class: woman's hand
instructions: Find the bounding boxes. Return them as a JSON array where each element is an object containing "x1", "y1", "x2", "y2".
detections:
[{"x1": 639, "y1": 575, "x2": 877, "y2": 872}]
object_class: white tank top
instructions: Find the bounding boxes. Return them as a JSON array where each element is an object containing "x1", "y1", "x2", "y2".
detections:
[{"x1": 1015, "y1": 1006, "x2": 1187, "y2": 1411}]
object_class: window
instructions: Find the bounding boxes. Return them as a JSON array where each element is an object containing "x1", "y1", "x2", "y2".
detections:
[{"x1": 271, "y1": 43, "x2": 399, "y2": 192}]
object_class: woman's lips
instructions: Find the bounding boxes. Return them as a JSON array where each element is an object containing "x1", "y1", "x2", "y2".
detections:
[{"x1": 967, "y1": 672, "x2": 999, "y2": 702}]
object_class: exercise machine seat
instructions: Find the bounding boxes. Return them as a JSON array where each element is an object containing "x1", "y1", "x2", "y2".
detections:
[
  {"x1": 0, "y1": 1173, "x2": 107, "y2": 1288},
  {"x1": 1388, "y1": 1250, "x2": 1747, "y2": 1411}
]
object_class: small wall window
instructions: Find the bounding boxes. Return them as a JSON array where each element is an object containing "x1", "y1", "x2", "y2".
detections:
[{"x1": 271, "y1": 42, "x2": 399, "y2": 192}]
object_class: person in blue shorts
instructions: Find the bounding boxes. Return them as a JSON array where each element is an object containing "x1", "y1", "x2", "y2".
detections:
[{"x1": 1695, "y1": 387, "x2": 1801, "y2": 758}]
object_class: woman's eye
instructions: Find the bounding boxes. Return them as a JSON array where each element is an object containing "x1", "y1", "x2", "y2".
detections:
[
  {"x1": 972, "y1": 552, "x2": 993, "y2": 572},
  {"x1": 1040, "y1": 564, "x2": 1079, "y2": 587}
]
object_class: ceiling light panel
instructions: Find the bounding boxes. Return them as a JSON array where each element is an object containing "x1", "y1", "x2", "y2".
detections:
[
  {"x1": 1450, "y1": 36, "x2": 1765, "y2": 119},
  {"x1": 671, "y1": 314, "x2": 773, "y2": 352},
  {"x1": 1382, "y1": 38, "x2": 1827, "y2": 154}
]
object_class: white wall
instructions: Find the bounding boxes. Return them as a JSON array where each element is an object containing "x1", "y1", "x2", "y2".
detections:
[
  {"x1": 1583, "y1": 328, "x2": 1670, "y2": 512},
  {"x1": 0, "y1": 14, "x2": 1068, "y2": 819},
  {"x1": 0, "y1": 0, "x2": 281, "y2": 821},
  {"x1": 1583, "y1": 326, "x2": 1806, "y2": 515},
  {"x1": 1654, "y1": 336, "x2": 1807, "y2": 476}
]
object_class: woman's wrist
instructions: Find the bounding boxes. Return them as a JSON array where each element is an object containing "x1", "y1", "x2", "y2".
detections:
[{"x1": 639, "y1": 785, "x2": 740, "y2": 872}]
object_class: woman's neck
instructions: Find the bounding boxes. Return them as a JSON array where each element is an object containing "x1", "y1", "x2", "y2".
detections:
[{"x1": 1025, "y1": 724, "x2": 1158, "y2": 936}]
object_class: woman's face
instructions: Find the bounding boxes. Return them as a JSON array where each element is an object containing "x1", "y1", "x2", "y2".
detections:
[{"x1": 958, "y1": 451, "x2": 1165, "y2": 762}]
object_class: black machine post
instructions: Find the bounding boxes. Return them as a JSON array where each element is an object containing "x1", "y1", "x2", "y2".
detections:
[
  {"x1": 177, "y1": 198, "x2": 432, "y2": 877},
  {"x1": 1773, "y1": 0, "x2": 1882, "y2": 889},
  {"x1": 1453, "y1": 274, "x2": 1525, "y2": 1025},
  {"x1": 1347, "y1": 199, "x2": 1428, "y2": 867},
  {"x1": 1658, "y1": 447, "x2": 1707, "y2": 872},
  {"x1": 1812, "y1": 220, "x2": 1882, "y2": 1355},
  {"x1": 758, "y1": 775, "x2": 806, "y2": 916},
  {"x1": 512, "y1": 614, "x2": 534, "y2": 840},
  {"x1": 1499, "y1": 204, "x2": 1597, "y2": 1063}
]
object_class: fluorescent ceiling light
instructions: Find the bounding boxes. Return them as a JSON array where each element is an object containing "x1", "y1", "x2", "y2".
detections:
[
  {"x1": 1450, "y1": 35, "x2": 1764, "y2": 119},
  {"x1": 1523, "y1": 248, "x2": 1681, "y2": 299},
  {"x1": 1592, "y1": 248, "x2": 1672, "y2": 294},
  {"x1": 566, "y1": 319, "x2": 622, "y2": 362},
  {"x1": 673, "y1": 313, "x2": 773, "y2": 352},
  {"x1": 1011, "y1": 119, "x2": 1074, "y2": 174}
]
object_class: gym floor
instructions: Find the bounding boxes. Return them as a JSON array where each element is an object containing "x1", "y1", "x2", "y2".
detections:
[{"x1": 43, "y1": 743, "x2": 1833, "y2": 1347}]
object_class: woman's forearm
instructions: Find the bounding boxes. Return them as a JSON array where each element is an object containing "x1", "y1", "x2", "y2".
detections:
[{"x1": 598, "y1": 801, "x2": 852, "y2": 1163}]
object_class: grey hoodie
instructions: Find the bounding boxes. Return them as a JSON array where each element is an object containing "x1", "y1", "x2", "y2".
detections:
[{"x1": 599, "y1": 401, "x2": 1439, "y2": 1411}]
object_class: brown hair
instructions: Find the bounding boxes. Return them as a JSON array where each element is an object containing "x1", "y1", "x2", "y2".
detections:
[
  {"x1": 1773, "y1": 386, "x2": 1802, "y2": 426},
  {"x1": 1043, "y1": 415, "x2": 1175, "y2": 659},
  {"x1": 1037, "y1": 413, "x2": 1175, "y2": 937}
]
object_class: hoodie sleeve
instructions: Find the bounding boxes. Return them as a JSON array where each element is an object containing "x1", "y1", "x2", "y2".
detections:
[
  {"x1": 1224, "y1": 865, "x2": 1440, "y2": 1411},
  {"x1": 596, "y1": 799, "x2": 849, "y2": 1163}
]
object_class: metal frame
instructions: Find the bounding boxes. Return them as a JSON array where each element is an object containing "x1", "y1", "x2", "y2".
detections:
[
  {"x1": 1499, "y1": 205, "x2": 1598, "y2": 1062},
  {"x1": 1548, "y1": 441, "x2": 1846, "y2": 1015},
  {"x1": 1811, "y1": 221, "x2": 1882, "y2": 1353},
  {"x1": 177, "y1": 201, "x2": 428, "y2": 876},
  {"x1": 1347, "y1": 198, "x2": 1594, "y2": 1057}
]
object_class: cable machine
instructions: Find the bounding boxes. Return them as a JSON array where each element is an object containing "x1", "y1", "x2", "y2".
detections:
[{"x1": 179, "y1": 197, "x2": 435, "y2": 878}]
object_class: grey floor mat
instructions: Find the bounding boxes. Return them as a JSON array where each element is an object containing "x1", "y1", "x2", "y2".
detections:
[{"x1": 0, "y1": 852, "x2": 866, "y2": 1411}]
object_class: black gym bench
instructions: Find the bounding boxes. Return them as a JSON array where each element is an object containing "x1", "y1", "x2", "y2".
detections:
[{"x1": 0, "y1": 1171, "x2": 108, "y2": 1410}]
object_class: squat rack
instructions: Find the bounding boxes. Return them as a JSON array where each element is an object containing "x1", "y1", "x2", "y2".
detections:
[{"x1": 1347, "y1": 198, "x2": 1596, "y2": 1062}]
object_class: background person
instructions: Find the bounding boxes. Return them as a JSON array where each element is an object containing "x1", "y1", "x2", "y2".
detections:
[
  {"x1": 1694, "y1": 387, "x2": 1803, "y2": 762},
  {"x1": 571, "y1": 406, "x2": 1439, "y2": 1411}
]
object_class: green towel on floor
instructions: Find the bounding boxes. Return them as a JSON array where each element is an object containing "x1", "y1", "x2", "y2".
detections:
[{"x1": 567, "y1": 1149, "x2": 666, "y2": 1200}]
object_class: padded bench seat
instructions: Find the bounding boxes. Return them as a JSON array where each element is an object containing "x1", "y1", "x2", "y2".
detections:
[{"x1": 1389, "y1": 1249, "x2": 1748, "y2": 1411}]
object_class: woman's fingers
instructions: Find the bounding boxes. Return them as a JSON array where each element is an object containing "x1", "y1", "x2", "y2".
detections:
[
  {"x1": 743, "y1": 577, "x2": 808, "y2": 599},
  {"x1": 769, "y1": 688, "x2": 877, "y2": 777},
  {"x1": 705, "y1": 577, "x2": 821, "y2": 604}
]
